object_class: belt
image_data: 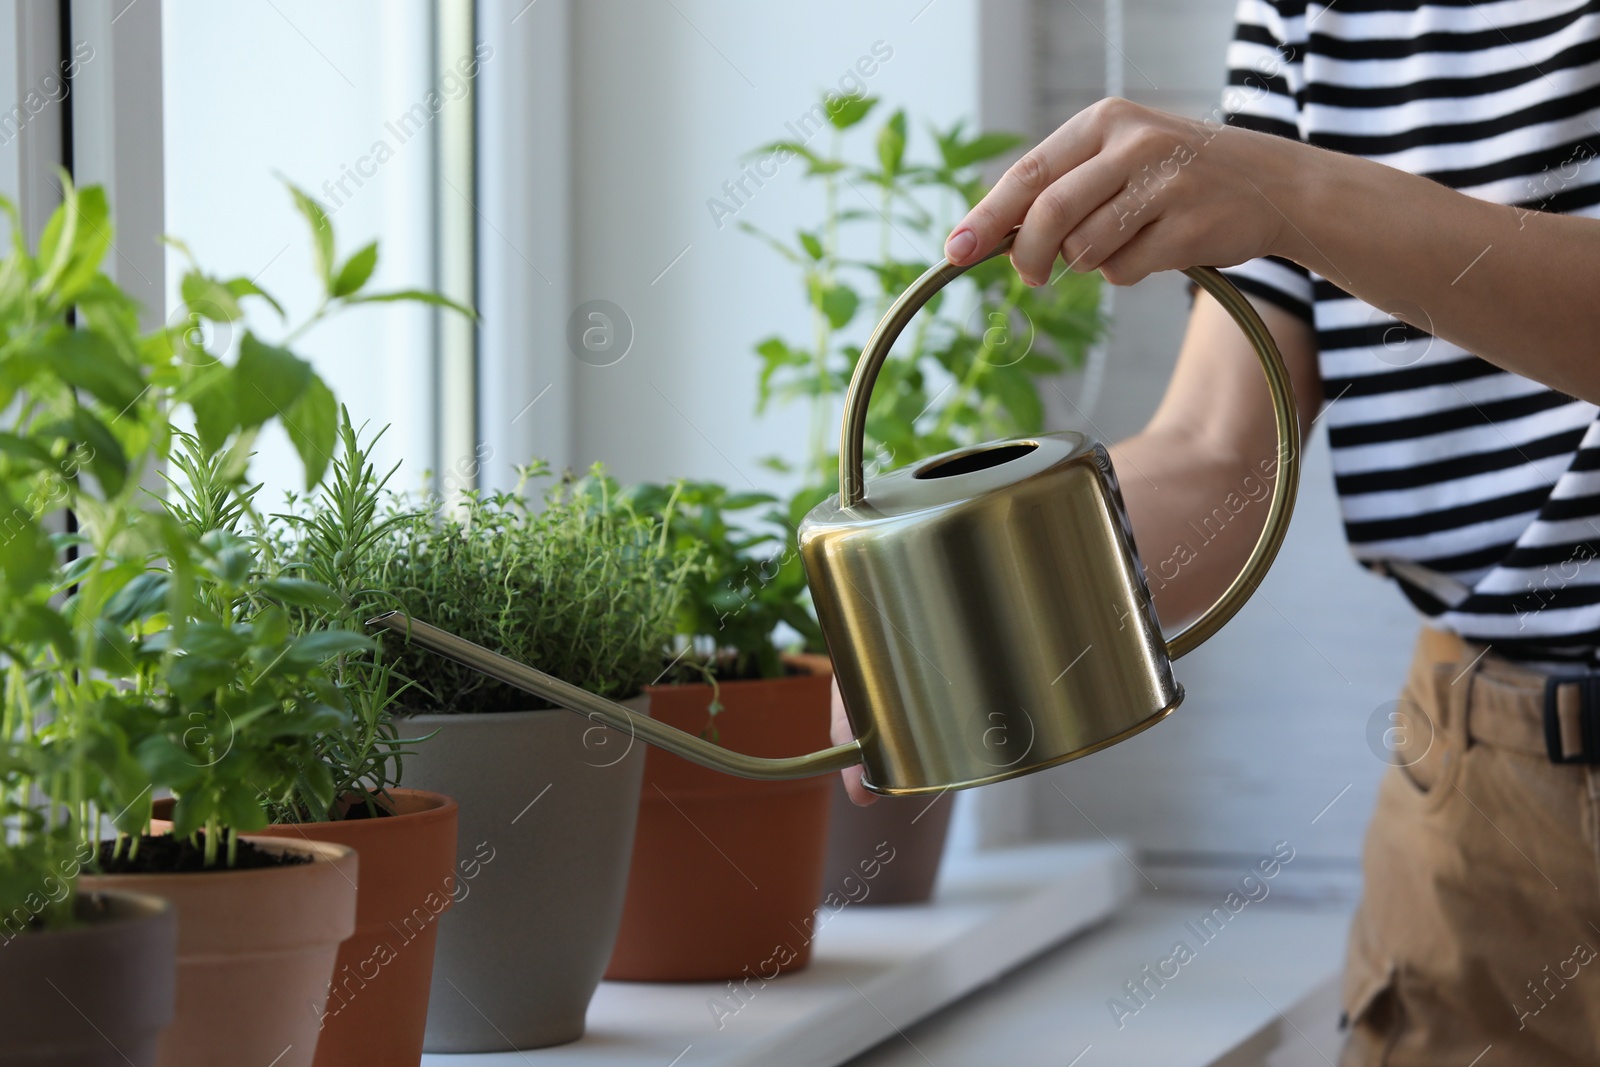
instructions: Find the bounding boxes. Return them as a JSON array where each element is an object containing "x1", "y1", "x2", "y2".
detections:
[{"x1": 1415, "y1": 628, "x2": 1600, "y2": 765}]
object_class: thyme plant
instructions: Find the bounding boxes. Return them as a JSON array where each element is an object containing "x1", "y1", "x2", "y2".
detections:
[{"x1": 371, "y1": 465, "x2": 697, "y2": 716}]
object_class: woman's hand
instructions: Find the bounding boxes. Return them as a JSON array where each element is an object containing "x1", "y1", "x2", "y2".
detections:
[
  {"x1": 830, "y1": 679, "x2": 877, "y2": 806},
  {"x1": 945, "y1": 98, "x2": 1311, "y2": 287}
]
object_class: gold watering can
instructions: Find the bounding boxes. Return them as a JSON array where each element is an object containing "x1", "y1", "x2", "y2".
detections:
[{"x1": 371, "y1": 229, "x2": 1300, "y2": 796}]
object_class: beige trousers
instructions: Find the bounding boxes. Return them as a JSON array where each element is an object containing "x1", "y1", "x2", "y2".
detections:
[{"x1": 1341, "y1": 629, "x2": 1600, "y2": 1065}]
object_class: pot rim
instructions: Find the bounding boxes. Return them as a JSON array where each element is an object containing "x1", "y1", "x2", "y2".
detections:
[
  {"x1": 5, "y1": 889, "x2": 174, "y2": 945},
  {"x1": 151, "y1": 787, "x2": 458, "y2": 828},
  {"x1": 82, "y1": 836, "x2": 354, "y2": 882},
  {"x1": 399, "y1": 690, "x2": 648, "y2": 724},
  {"x1": 645, "y1": 667, "x2": 830, "y2": 697}
]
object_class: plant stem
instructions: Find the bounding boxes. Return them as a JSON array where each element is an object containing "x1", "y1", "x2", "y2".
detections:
[{"x1": 931, "y1": 273, "x2": 1028, "y2": 441}]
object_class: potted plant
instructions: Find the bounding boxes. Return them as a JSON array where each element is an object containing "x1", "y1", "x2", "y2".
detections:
[
  {"x1": 600, "y1": 480, "x2": 835, "y2": 982},
  {"x1": 741, "y1": 96, "x2": 1106, "y2": 903},
  {"x1": 0, "y1": 176, "x2": 361, "y2": 1066},
  {"x1": 368, "y1": 465, "x2": 696, "y2": 1051},
  {"x1": 0, "y1": 177, "x2": 454, "y2": 1067},
  {"x1": 2, "y1": 350, "x2": 181, "y2": 1067},
  {"x1": 132, "y1": 193, "x2": 468, "y2": 1067},
  {"x1": 152, "y1": 411, "x2": 462, "y2": 1067}
]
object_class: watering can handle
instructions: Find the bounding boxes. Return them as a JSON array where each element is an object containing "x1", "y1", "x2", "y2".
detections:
[{"x1": 836, "y1": 227, "x2": 1300, "y2": 661}]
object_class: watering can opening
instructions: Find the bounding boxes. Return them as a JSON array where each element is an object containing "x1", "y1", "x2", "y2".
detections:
[{"x1": 914, "y1": 441, "x2": 1039, "y2": 480}]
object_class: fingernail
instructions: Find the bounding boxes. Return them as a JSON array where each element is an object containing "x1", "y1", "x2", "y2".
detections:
[{"x1": 945, "y1": 228, "x2": 976, "y2": 262}]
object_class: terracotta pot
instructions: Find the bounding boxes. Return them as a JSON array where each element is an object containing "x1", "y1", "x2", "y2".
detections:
[
  {"x1": 158, "y1": 791, "x2": 458, "y2": 1067},
  {"x1": 399, "y1": 696, "x2": 648, "y2": 1052},
  {"x1": 606, "y1": 669, "x2": 834, "y2": 981},
  {"x1": 81, "y1": 837, "x2": 358, "y2": 1067},
  {"x1": 0, "y1": 889, "x2": 176, "y2": 1066}
]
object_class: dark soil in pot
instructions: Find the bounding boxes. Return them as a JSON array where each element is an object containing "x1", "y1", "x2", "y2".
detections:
[{"x1": 96, "y1": 834, "x2": 309, "y2": 873}]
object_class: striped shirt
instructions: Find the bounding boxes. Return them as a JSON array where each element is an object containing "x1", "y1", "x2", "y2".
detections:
[{"x1": 1221, "y1": 0, "x2": 1600, "y2": 663}]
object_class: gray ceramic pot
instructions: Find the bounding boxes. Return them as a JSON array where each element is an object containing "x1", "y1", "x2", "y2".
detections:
[
  {"x1": 1, "y1": 889, "x2": 176, "y2": 1066},
  {"x1": 401, "y1": 698, "x2": 647, "y2": 1053},
  {"x1": 821, "y1": 777, "x2": 955, "y2": 904}
]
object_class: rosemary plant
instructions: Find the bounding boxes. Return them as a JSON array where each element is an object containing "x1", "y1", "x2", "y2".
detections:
[{"x1": 266, "y1": 413, "x2": 426, "y2": 822}]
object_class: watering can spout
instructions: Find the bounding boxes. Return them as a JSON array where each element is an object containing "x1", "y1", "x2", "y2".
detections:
[{"x1": 366, "y1": 611, "x2": 863, "y2": 782}]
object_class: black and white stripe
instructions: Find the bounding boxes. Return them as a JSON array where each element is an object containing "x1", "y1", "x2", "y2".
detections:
[{"x1": 1222, "y1": 0, "x2": 1600, "y2": 662}]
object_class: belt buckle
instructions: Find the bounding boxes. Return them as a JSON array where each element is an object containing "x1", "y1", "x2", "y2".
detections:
[{"x1": 1543, "y1": 675, "x2": 1600, "y2": 765}]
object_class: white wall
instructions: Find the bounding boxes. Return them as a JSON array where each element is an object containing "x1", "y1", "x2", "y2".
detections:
[
  {"x1": 564, "y1": 0, "x2": 984, "y2": 491},
  {"x1": 162, "y1": 0, "x2": 438, "y2": 502},
  {"x1": 1026, "y1": 0, "x2": 1419, "y2": 897}
]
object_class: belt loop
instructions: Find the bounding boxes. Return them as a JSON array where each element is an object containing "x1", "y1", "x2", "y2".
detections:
[
  {"x1": 1443, "y1": 641, "x2": 1489, "y2": 752},
  {"x1": 1543, "y1": 674, "x2": 1600, "y2": 765}
]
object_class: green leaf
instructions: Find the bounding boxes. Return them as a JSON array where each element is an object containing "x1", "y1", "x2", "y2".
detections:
[
  {"x1": 826, "y1": 93, "x2": 877, "y2": 130},
  {"x1": 136, "y1": 736, "x2": 203, "y2": 796},
  {"x1": 37, "y1": 182, "x2": 113, "y2": 304},
  {"x1": 251, "y1": 604, "x2": 289, "y2": 647},
  {"x1": 219, "y1": 787, "x2": 268, "y2": 834},
  {"x1": 224, "y1": 276, "x2": 286, "y2": 318},
  {"x1": 272, "y1": 702, "x2": 348, "y2": 737},
  {"x1": 202, "y1": 537, "x2": 253, "y2": 586},
  {"x1": 281, "y1": 628, "x2": 375, "y2": 667},
  {"x1": 798, "y1": 231, "x2": 824, "y2": 261},
  {"x1": 42, "y1": 328, "x2": 146, "y2": 412},
  {"x1": 346, "y1": 289, "x2": 476, "y2": 318},
  {"x1": 818, "y1": 283, "x2": 859, "y2": 330},
  {"x1": 0, "y1": 511, "x2": 53, "y2": 594},
  {"x1": 331, "y1": 241, "x2": 378, "y2": 298},
  {"x1": 14, "y1": 604, "x2": 74, "y2": 660},
  {"x1": 168, "y1": 791, "x2": 209, "y2": 839},
  {"x1": 185, "y1": 361, "x2": 237, "y2": 453},
  {"x1": 737, "y1": 223, "x2": 804, "y2": 266},
  {"x1": 286, "y1": 182, "x2": 335, "y2": 290},
  {"x1": 283, "y1": 373, "x2": 337, "y2": 489},
  {"x1": 233, "y1": 333, "x2": 313, "y2": 430},
  {"x1": 68, "y1": 408, "x2": 129, "y2": 497},
  {"x1": 985, "y1": 364, "x2": 1045, "y2": 433},
  {"x1": 179, "y1": 271, "x2": 243, "y2": 322},
  {"x1": 103, "y1": 572, "x2": 169, "y2": 626},
  {"x1": 940, "y1": 130, "x2": 1026, "y2": 170},
  {"x1": 877, "y1": 110, "x2": 907, "y2": 176},
  {"x1": 90, "y1": 618, "x2": 138, "y2": 674},
  {"x1": 754, "y1": 335, "x2": 809, "y2": 410},
  {"x1": 0, "y1": 432, "x2": 58, "y2": 469},
  {"x1": 258, "y1": 577, "x2": 345, "y2": 614},
  {"x1": 300, "y1": 758, "x2": 337, "y2": 813},
  {"x1": 748, "y1": 141, "x2": 843, "y2": 177},
  {"x1": 164, "y1": 653, "x2": 240, "y2": 699}
]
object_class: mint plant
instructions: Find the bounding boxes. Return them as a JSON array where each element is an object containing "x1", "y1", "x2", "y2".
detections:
[
  {"x1": 620, "y1": 98, "x2": 1108, "y2": 678},
  {"x1": 746, "y1": 95, "x2": 1104, "y2": 502},
  {"x1": 1, "y1": 178, "x2": 466, "y2": 927}
]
